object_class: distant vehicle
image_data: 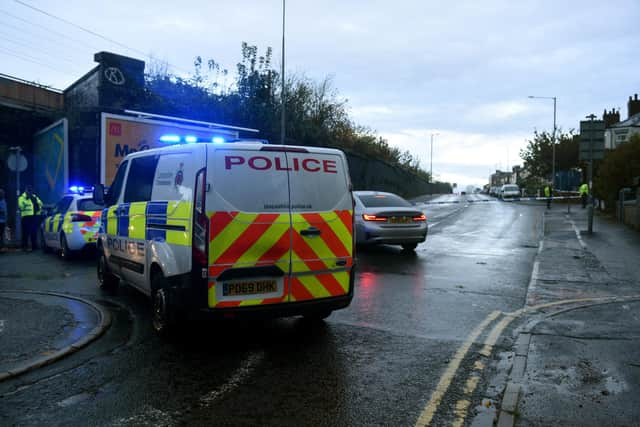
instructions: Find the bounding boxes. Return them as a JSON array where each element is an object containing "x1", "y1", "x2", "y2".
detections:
[
  {"x1": 461, "y1": 191, "x2": 467, "y2": 195},
  {"x1": 353, "y1": 191, "x2": 428, "y2": 252},
  {"x1": 40, "y1": 186, "x2": 102, "y2": 258},
  {"x1": 500, "y1": 184, "x2": 520, "y2": 200}
]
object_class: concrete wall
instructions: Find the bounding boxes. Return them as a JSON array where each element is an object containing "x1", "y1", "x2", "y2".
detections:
[{"x1": 346, "y1": 152, "x2": 451, "y2": 198}]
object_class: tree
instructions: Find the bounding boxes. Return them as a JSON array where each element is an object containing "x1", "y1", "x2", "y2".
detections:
[
  {"x1": 519, "y1": 130, "x2": 578, "y2": 180},
  {"x1": 594, "y1": 134, "x2": 640, "y2": 210},
  {"x1": 141, "y1": 43, "x2": 434, "y2": 183}
]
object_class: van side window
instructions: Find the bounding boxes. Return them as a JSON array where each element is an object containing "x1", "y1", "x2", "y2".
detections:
[
  {"x1": 107, "y1": 160, "x2": 128, "y2": 204},
  {"x1": 124, "y1": 156, "x2": 159, "y2": 203}
]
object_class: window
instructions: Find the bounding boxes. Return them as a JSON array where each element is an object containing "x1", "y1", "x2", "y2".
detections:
[
  {"x1": 77, "y1": 199, "x2": 103, "y2": 211},
  {"x1": 124, "y1": 156, "x2": 159, "y2": 203},
  {"x1": 107, "y1": 160, "x2": 128, "y2": 204},
  {"x1": 55, "y1": 196, "x2": 73, "y2": 215},
  {"x1": 358, "y1": 194, "x2": 412, "y2": 208}
]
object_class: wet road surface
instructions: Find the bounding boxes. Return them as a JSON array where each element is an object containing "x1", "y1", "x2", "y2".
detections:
[{"x1": 0, "y1": 194, "x2": 544, "y2": 426}]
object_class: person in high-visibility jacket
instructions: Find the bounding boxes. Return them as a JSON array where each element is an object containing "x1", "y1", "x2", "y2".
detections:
[
  {"x1": 544, "y1": 184, "x2": 552, "y2": 209},
  {"x1": 18, "y1": 185, "x2": 43, "y2": 251},
  {"x1": 579, "y1": 183, "x2": 589, "y2": 209}
]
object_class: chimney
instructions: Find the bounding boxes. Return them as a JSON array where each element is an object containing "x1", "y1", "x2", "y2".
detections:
[
  {"x1": 603, "y1": 108, "x2": 620, "y2": 128},
  {"x1": 629, "y1": 94, "x2": 640, "y2": 119}
]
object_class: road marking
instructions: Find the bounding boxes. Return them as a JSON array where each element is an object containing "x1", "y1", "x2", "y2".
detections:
[
  {"x1": 568, "y1": 217, "x2": 587, "y2": 249},
  {"x1": 199, "y1": 351, "x2": 265, "y2": 405},
  {"x1": 452, "y1": 400, "x2": 472, "y2": 427},
  {"x1": 414, "y1": 310, "x2": 501, "y2": 427}
]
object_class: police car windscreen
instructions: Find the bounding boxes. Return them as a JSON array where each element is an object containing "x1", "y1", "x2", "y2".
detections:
[{"x1": 77, "y1": 199, "x2": 103, "y2": 211}]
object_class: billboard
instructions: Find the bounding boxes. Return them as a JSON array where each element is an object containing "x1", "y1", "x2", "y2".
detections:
[
  {"x1": 33, "y1": 119, "x2": 68, "y2": 205},
  {"x1": 100, "y1": 113, "x2": 239, "y2": 185}
]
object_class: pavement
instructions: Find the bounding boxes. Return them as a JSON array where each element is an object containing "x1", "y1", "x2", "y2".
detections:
[
  {"x1": 0, "y1": 287, "x2": 111, "y2": 382},
  {"x1": 497, "y1": 204, "x2": 640, "y2": 427}
]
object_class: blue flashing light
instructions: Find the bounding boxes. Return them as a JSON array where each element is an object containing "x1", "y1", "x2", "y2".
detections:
[
  {"x1": 212, "y1": 136, "x2": 225, "y2": 144},
  {"x1": 159, "y1": 134, "x2": 181, "y2": 143},
  {"x1": 185, "y1": 135, "x2": 198, "y2": 143},
  {"x1": 69, "y1": 185, "x2": 89, "y2": 194}
]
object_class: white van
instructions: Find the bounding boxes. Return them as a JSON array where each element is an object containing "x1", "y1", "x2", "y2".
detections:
[
  {"x1": 94, "y1": 140, "x2": 355, "y2": 334},
  {"x1": 500, "y1": 184, "x2": 520, "y2": 200}
]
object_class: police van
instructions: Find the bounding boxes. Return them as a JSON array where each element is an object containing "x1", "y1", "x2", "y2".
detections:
[{"x1": 94, "y1": 138, "x2": 355, "y2": 334}]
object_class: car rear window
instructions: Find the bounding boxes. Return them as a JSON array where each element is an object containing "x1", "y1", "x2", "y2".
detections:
[
  {"x1": 77, "y1": 199, "x2": 102, "y2": 211},
  {"x1": 504, "y1": 186, "x2": 519, "y2": 191},
  {"x1": 358, "y1": 194, "x2": 412, "y2": 208}
]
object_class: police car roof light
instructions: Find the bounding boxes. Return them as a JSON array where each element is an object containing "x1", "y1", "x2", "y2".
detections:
[
  {"x1": 159, "y1": 134, "x2": 181, "y2": 143},
  {"x1": 185, "y1": 135, "x2": 198, "y2": 143},
  {"x1": 212, "y1": 136, "x2": 225, "y2": 144}
]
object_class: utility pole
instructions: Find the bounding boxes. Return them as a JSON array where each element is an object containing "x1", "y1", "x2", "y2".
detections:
[
  {"x1": 9, "y1": 146, "x2": 23, "y2": 243},
  {"x1": 586, "y1": 113, "x2": 596, "y2": 234},
  {"x1": 430, "y1": 132, "x2": 438, "y2": 183},
  {"x1": 280, "y1": 0, "x2": 286, "y2": 145}
]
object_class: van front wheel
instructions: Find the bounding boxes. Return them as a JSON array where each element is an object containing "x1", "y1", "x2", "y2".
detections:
[{"x1": 151, "y1": 272, "x2": 178, "y2": 336}]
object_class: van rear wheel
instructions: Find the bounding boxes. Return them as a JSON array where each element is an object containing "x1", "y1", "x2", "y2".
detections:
[{"x1": 303, "y1": 310, "x2": 332, "y2": 322}]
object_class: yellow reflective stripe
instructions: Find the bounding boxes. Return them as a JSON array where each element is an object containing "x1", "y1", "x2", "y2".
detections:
[
  {"x1": 128, "y1": 202, "x2": 146, "y2": 240},
  {"x1": 107, "y1": 206, "x2": 117, "y2": 235},
  {"x1": 297, "y1": 275, "x2": 332, "y2": 299},
  {"x1": 290, "y1": 251, "x2": 311, "y2": 273},
  {"x1": 291, "y1": 214, "x2": 334, "y2": 267},
  {"x1": 210, "y1": 212, "x2": 258, "y2": 260},
  {"x1": 333, "y1": 271, "x2": 350, "y2": 293},
  {"x1": 239, "y1": 299, "x2": 264, "y2": 307},
  {"x1": 208, "y1": 284, "x2": 216, "y2": 307},
  {"x1": 166, "y1": 201, "x2": 191, "y2": 246},
  {"x1": 232, "y1": 218, "x2": 289, "y2": 267},
  {"x1": 62, "y1": 213, "x2": 73, "y2": 234},
  {"x1": 321, "y1": 211, "x2": 353, "y2": 256}
]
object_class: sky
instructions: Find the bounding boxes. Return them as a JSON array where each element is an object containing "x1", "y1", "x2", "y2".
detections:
[{"x1": 2, "y1": 0, "x2": 639, "y2": 188}]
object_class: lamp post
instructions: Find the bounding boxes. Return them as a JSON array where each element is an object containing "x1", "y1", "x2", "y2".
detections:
[
  {"x1": 430, "y1": 132, "x2": 438, "y2": 183},
  {"x1": 528, "y1": 95, "x2": 557, "y2": 187},
  {"x1": 586, "y1": 113, "x2": 597, "y2": 234},
  {"x1": 280, "y1": 0, "x2": 286, "y2": 145}
]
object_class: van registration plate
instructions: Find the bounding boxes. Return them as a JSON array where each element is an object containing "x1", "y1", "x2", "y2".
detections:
[{"x1": 223, "y1": 279, "x2": 278, "y2": 296}]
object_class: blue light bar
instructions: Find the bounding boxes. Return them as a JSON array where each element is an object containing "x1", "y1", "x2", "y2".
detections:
[
  {"x1": 185, "y1": 135, "x2": 198, "y2": 143},
  {"x1": 212, "y1": 136, "x2": 225, "y2": 144},
  {"x1": 159, "y1": 134, "x2": 181, "y2": 143},
  {"x1": 68, "y1": 185, "x2": 91, "y2": 194}
]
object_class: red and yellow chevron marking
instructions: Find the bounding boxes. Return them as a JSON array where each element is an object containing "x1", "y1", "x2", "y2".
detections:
[{"x1": 206, "y1": 210, "x2": 353, "y2": 309}]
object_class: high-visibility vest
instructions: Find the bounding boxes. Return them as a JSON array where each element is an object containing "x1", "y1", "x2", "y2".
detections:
[
  {"x1": 579, "y1": 184, "x2": 589, "y2": 195},
  {"x1": 18, "y1": 193, "x2": 43, "y2": 217},
  {"x1": 544, "y1": 186, "x2": 551, "y2": 197}
]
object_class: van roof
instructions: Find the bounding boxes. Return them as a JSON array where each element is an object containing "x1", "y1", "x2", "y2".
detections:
[{"x1": 122, "y1": 142, "x2": 346, "y2": 160}]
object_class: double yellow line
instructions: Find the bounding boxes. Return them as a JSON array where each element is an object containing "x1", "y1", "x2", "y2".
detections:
[{"x1": 415, "y1": 295, "x2": 640, "y2": 427}]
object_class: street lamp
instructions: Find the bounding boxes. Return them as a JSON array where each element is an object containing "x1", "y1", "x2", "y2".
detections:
[
  {"x1": 430, "y1": 132, "x2": 439, "y2": 183},
  {"x1": 280, "y1": 0, "x2": 286, "y2": 145},
  {"x1": 528, "y1": 95, "x2": 557, "y2": 186}
]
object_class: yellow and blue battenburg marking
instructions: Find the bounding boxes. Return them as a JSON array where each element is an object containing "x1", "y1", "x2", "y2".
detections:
[{"x1": 101, "y1": 201, "x2": 191, "y2": 245}]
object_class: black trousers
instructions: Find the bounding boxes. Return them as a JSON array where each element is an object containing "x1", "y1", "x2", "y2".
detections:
[
  {"x1": 581, "y1": 194, "x2": 588, "y2": 208},
  {"x1": 21, "y1": 216, "x2": 38, "y2": 250}
]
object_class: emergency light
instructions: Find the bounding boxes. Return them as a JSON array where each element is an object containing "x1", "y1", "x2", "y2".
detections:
[
  {"x1": 68, "y1": 185, "x2": 92, "y2": 194},
  {"x1": 158, "y1": 134, "x2": 269, "y2": 145}
]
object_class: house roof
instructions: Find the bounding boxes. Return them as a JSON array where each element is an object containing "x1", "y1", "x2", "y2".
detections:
[{"x1": 611, "y1": 112, "x2": 640, "y2": 128}]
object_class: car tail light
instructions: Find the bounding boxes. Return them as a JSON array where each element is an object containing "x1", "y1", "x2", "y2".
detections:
[
  {"x1": 412, "y1": 214, "x2": 427, "y2": 222},
  {"x1": 71, "y1": 213, "x2": 92, "y2": 222},
  {"x1": 362, "y1": 214, "x2": 387, "y2": 222}
]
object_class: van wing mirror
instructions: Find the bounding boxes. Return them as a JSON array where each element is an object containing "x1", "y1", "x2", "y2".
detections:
[{"x1": 93, "y1": 184, "x2": 105, "y2": 205}]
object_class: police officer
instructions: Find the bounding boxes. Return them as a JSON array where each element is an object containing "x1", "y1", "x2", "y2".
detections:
[
  {"x1": 579, "y1": 182, "x2": 589, "y2": 209},
  {"x1": 18, "y1": 185, "x2": 43, "y2": 251},
  {"x1": 544, "y1": 183, "x2": 552, "y2": 209}
]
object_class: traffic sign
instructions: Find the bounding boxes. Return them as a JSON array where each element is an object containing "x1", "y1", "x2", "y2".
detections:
[
  {"x1": 579, "y1": 119, "x2": 606, "y2": 161},
  {"x1": 7, "y1": 153, "x2": 28, "y2": 172}
]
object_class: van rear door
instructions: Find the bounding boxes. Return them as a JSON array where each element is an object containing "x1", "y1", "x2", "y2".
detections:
[
  {"x1": 286, "y1": 148, "x2": 353, "y2": 302},
  {"x1": 207, "y1": 146, "x2": 292, "y2": 308}
]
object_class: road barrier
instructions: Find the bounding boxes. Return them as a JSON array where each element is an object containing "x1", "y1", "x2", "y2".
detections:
[{"x1": 420, "y1": 195, "x2": 583, "y2": 205}]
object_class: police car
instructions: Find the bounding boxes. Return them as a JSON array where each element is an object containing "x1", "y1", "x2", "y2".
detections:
[
  {"x1": 94, "y1": 135, "x2": 355, "y2": 335},
  {"x1": 41, "y1": 186, "x2": 103, "y2": 258}
]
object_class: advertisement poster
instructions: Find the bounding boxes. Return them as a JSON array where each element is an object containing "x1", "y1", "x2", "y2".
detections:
[
  {"x1": 33, "y1": 119, "x2": 68, "y2": 205},
  {"x1": 101, "y1": 113, "x2": 240, "y2": 185}
]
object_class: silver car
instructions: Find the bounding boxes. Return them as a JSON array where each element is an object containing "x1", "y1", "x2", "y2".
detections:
[{"x1": 353, "y1": 191, "x2": 428, "y2": 251}]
